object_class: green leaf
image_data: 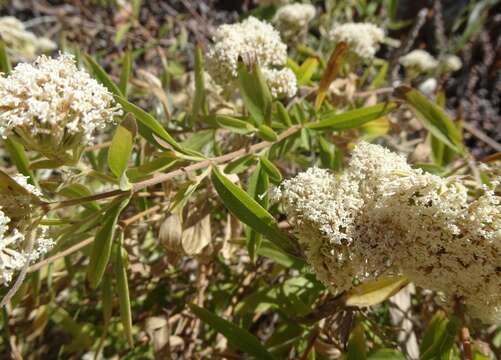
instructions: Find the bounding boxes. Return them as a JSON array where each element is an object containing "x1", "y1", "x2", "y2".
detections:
[
  {"x1": 119, "y1": 51, "x2": 132, "y2": 96},
  {"x1": 114, "y1": 95, "x2": 187, "y2": 154},
  {"x1": 211, "y1": 167, "x2": 293, "y2": 254},
  {"x1": 259, "y1": 156, "x2": 282, "y2": 183},
  {"x1": 297, "y1": 57, "x2": 318, "y2": 86},
  {"x1": 0, "y1": 40, "x2": 12, "y2": 74},
  {"x1": 246, "y1": 162, "x2": 269, "y2": 261},
  {"x1": 345, "y1": 276, "x2": 409, "y2": 307},
  {"x1": 347, "y1": 323, "x2": 367, "y2": 360},
  {"x1": 113, "y1": 234, "x2": 134, "y2": 347},
  {"x1": 84, "y1": 54, "x2": 123, "y2": 96},
  {"x1": 257, "y1": 124, "x2": 278, "y2": 142},
  {"x1": 189, "y1": 304, "x2": 276, "y2": 360},
  {"x1": 395, "y1": 86, "x2": 463, "y2": 153},
  {"x1": 238, "y1": 62, "x2": 273, "y2": 125},
  {"x1": 87, "y1": 196, "x2": 130, "y2": 288},
  {"x1": 108, "y1": 114, "x2": 137, "y2": 185},
  {"x1": 4, "y1": 137, "x2": 35, "y2": 185},
  {"x1": 275, "y1": 101, "x2": 293, "y2": 127},
  {"x1": 213, "y1": 115, "x2": 256, "y2": 134},
  {"x1": 368, "y1": 349, "x2": 406, "y2": 360},
  {"x1": 420, "y1": 312, "x2": 461, "y2": 360},
  {"x1": 257, "y1": 240, "x2": 305, "y2": 269},
  {"x1": 307, "y1": 102, "x2": 397, "y2": 130},
  {"x1": 190, "y1": 45, "x2": 207, "y2": 121}
]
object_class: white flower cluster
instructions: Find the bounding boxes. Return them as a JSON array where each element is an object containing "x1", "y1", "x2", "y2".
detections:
[
  {"x1": 206, "y1": 17, "x2": 297, "y2": 98},
  {"x1": 273, "y1": 3, "x2": 316, "y2": 44},
  {"x1": 0, "y1": 53, "x2": 122, "y2": 153},
  {"x1": 262, "y1": 68, "x2": 298, "y2": 98},
  {"x1": 276, "y1": 142, "x2": 501, "y2": 323},
  {"x1": 328, "y1": 22, "x2": 385, "y2": 60},
  {"x1": 399, "y1": 49, "x2": 438, "y2": 72},
  {"x1": 442, "y1": 54, "x2": 462, "y2": 72},
  {"x1": 0, "y1": 174, "x2": 53, "y2": 285},
  {"x1": 0, "y1": 17, "x2": 56, "y2": 61}
]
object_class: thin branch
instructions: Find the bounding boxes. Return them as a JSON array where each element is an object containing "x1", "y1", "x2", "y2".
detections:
[
  {"x1": 463, "y1": 121, "x2": 501, "y2": 152},
  {"x1": 52, "y1": 125, "x2": 302, "y2": 209}
]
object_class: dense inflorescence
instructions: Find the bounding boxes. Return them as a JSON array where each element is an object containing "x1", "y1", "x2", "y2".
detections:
[
  {"x1": 0, "y1": 174, "x2": 53, "y2": 285},
  {"x1": 0, "y1": 53, "x2": 122, "y2": 155},
  {"x1": 399, "y1": 49, "x2": 438, "y2": 73},
  {"x1": 206, "y1": 16, "x2": 297, "y2": 98},
  {"x1": 442, "y1": 54, "x2": 462, "y2": 72},
  {"x1": 275, "y1": 142, "x2": 501, "y2": 323},
  {"x1": 273, "y1": 3, "x2": 316, "y2": 44},
  {"x1": 0, "y1": 16, "x2": 56, "y2": 61},
  {"x1": 328, "y1": 22, "x2": 385, "y2": 60}
]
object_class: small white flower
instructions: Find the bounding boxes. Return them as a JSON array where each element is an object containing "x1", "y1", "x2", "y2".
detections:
[
  {"x1": 442, "y1": 54, "x2": 462, "y2": 72},
  {"x1": 418, "y1": 78, "x2": 437, "y2": 95},
  {"x1": 0, "y1": 16, "x2": 56, "y2": 61},
  {"x1": 206, "y1": 17, "x2": 296, "y2": 98},
  {"x1": 0, "y1": 53, "x2": 122, "y2": 155},
  {"x1": 399, "y1": 49, "x2": 438, "y2": 72},
  {"x1": 262, "y1": 67, "x2": 297, "y2": 98},
  {"x1": 0, "y1": 211, "x2": 25, "y2": 284},
  {"x1": 273, "y1": 4, "x2": 315, "y2": 44},
  {"x1": 328, "y1": 22, "x2": 385, "y2": 60},
  {"x1": 0, "y1": 209, "x2": 54, "y2": 285}
]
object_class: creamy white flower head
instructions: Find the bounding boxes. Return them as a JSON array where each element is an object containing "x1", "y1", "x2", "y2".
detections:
[
  {"x1": 262, "y1": 68, "x2": 297, "y2": 98},
  {"x1": 276, "y1": 142, "x2": 501, "y2": 324},
  {"x1": 399, "y1": 49, "x2": 438, "y2": 72},
  {"x1": 418, "y1": 78, "x2": 437, "y2": 95},
  {"x1": 273, "y1": 4, "x2": 315, "y2": 44},
  {"x1": 328, "y1": 22, "x2": 385, "y2": 59},
  {"x1": 206, "y1": 17, "x2": 295, "y2": 98},
  {"x1": 0, "y1": 210, "x2": 25, "y2": 284},
  {"x1": 0, "y1": 17, "x2": 56, "y2": 61},
  {"x1": 442, "y1": 54, "x2": 462, "y2": 72},
  {"x1": 0, "y1": 53, "x2": 122, "y2": 156}
]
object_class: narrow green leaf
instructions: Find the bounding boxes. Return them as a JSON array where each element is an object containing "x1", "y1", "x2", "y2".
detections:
[
  {"x1": 87, "y1": 196, "x2": 130, "y2": 288},
  {"x1": 214, "y1": 115, "x2": 256, "y2": 134},
  {"x1": 211, "y1": 167, "x2": 293, "y2": 254},
  {"x1": 4, "y1": 137, "x2": 35, "y2": 185},
  {"x1": 246, "y1": 162, "x2": 269, "y2": 261},
  {"x1": 257, "y1": 240, "x2": 305, "y2": 269},
  {"x1": 420, "y1": 312, "x2": 461, "y2": 360},
  {"x1": 108, "y1": 114, "x2": 137, "y2": 182},
  {"x1": 238, "y1": 62, "x2": 273, "y2": 125},
  {"x1": 275, "y1": 102, "x2": 292, "y2": 127},
  {"x1": 114, "y1": 234, "x2": 134, "y2": 347},
  {"x1": 395, "y1": 86, "x2": 463, "y2": 153},
  {"x1": 307, "y1": 103, "x2": 397, "y2": 130},
  {"x1": 84, "y1": 54, "x2": 123, "y2": 96},
  {"x1": 0, "y1": 40, "x2": 12, "y2": 74},
  {"x1": 297, "y1": 57, "x2": 318, "y2": 86},
  {"x1": 345, "y1": 276, "x2": 409, "y2": 307},
  {"x1": 259, "y1": 156, "x2": 282, "y2": 183},
  {"x1": 347, "y1": 323, "x2": 367, "y2": 360},
  {"x1": 114, "y1": 95, "x2": 185, "y2": 153},
  {"x1": 189, "y1": 304, "x2": 276, "y2": 360},
  {"x1": 257, "y1": 124, "x2": 278, "y2": 141},
  {"x1": 119, "y1": 51, "x2": 132, "y2": 96},
  {"x1": 191, "y1": 45, "x2": 207, "y2": 121}
]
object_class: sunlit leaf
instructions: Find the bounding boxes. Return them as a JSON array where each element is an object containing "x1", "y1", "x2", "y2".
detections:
[
  {"x1": 345, "y1": 276, "x2": 409, "y2": 307},
  {"x1": 189, "y1": 304, "x2": 276, "y2": 360}
]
